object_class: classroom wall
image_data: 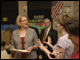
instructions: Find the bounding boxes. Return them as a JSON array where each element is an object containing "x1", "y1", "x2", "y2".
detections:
[
  {"x1": 18, "y1": 1, "x2": 27, "y2": 15},
  {"x1": 1, "y1": 1, "x2": 79, "y2": 46},
  {"x1": 1, "y1": 1, "x2": 18, "y2": 24},
  {"x1": 52, "y1": 1, "x2": 76, "y2": 38}
]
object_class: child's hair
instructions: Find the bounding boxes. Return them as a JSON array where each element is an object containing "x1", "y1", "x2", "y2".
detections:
[
  {"x1": 56, "y1": 14, "x2": 74, "y2": 28},
  {"x1": 1, "y1": 41, "x2": 6, "y2": 46}
]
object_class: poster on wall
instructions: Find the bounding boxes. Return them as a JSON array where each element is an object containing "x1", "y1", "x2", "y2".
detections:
[
  {"x1": 3, "y1": 17, "x2": 7, "y2": 22},
  {"x1": 63, "y1": 5, "x2": 73, "y2": 15},
  {"x1": 2, "y1": 31, "x2": 10, "y2": 45},
  {"x1": 38, "y1": 23, "x2": 43, "y2": 27},
  {"x1": 29, "y1": 23, "x2": 33, "y2": 26},
  {"x1": 33, "y1": 23, "x2": 38, "y2": 27}
]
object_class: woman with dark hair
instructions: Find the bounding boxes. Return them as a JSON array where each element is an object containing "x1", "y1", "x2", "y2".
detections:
[
  {"x1": 65, "y1": 19, "x2": 79, "y2": 59},
  {"x1": 47, "y1": 18, "x2": 79, "y2": 59}
]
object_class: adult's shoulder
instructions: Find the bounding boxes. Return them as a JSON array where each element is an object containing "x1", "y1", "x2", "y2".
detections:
[
  {"x1": 51, "y1": 28, "x2": 57, "y2": 32},
  {"x1": 28, "y1": 28, "x2": 36, "y2": 33},
  {"x1": 59, "y1": 34, "x2": 69, "y2": 41},
  {"x1": 12, "y1": 29, "x2": 19, "y2": 34},
  {"x1": 29, "y1": 26, "x2": 38, "y2": 30},
  {"x1": 51, "y1": 28, "x2": 57, "y2": 31},
  {"x1": 41, "y1": 28, "x2": 45, "y2": 31}
]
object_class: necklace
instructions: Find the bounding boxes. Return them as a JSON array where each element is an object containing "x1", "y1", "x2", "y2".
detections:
[{"x1": 62, "y1": 33, "x2": 67, "y2": 36}]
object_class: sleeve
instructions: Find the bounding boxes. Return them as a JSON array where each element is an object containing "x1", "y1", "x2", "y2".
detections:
[
  {"x1": 57, "y1": 38, "x2": 70, "y2": 50},
  {"x1": 33, "y1": 30, "x2": 38, "y2": 51},
  {"x1": 35, "y1": 28, "x2": 40, "y2": 39},
  {"x1": 11, "y1": 32, "x2": 16, "y2": 49}
]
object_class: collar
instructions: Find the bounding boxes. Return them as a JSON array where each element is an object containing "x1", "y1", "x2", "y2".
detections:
[
  {"x1": 62, "y1": 33, "x2": 68, "y2": 36},
  {"x1": 46, "y1": 27, "x2": 51, "y2": 31}
]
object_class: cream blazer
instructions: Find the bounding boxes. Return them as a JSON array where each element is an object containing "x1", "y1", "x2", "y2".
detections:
[{"x1": 11, "y1": 27, "x2": 38, "y2": 59}]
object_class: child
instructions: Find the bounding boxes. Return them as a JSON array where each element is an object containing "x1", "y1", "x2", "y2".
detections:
[{"x1": 1, "y1": 41, "x2": 8, "y2": 55}]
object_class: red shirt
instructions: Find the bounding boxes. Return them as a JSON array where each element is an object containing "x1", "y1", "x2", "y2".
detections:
[
  {"x1": 21, "y1": 37, "x2": 26, "y2": 57},
  {"x1": 69, "y1": 49, "x2": 79, "y2": 59}
]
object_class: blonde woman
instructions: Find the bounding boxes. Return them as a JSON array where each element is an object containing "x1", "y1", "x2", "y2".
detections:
[{"x1": 11, "y1": 15, "x2": 38, "y2": 59}]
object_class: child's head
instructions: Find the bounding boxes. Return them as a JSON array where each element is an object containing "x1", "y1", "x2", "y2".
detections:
[
  {"x1": 1, "y1": 41, "x2": 6, "y2": 51},
  {"x1": 1, "y1": 41, "x2": 6, "y2": 46},
  {"x1": 56, "y1": 14, "x2": 74, "y2": 32}
]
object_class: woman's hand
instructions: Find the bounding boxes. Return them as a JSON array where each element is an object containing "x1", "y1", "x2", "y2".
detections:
[
  {"x1": 47, "y1": 53, "x2": 54, "y2": 59},
  {"x1": 44, "y1": 36, "x2": 52, "y2": 45},
  {"x1": 11, "y1": 51, "x2": 16, "y2": 54},
  {"x1": 38, "y1": 55, "x2": 42, "y2": 59},
  {"x1": 27, "y1": 46, "x2": 33, "y2": 53},
  {"x1": 11, "y1": 48, "x2": 16, "y2": 54},
  {"x1": 37, "y1": 39, "x2": 46, "y2": 51},
  {"x1": 50, "y1": 50, "x2": 60, "y2": 59}
]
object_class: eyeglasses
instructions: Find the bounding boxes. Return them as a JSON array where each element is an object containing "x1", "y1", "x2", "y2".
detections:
[{"x1": 20, "y1": 20, "x2": 28, "y2": 22}]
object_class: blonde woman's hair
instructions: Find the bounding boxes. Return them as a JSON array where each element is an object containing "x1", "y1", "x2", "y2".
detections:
[
  {"x1": 16, "y1": 15, "x2": 29, "y2": 28},
  {"x1": 56, "y1": 14, "x2": 74, "y2": 28}
]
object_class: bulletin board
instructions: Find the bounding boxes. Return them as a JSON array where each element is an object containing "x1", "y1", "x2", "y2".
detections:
[
  {"x1": 29, "y1": 22, "x2": 45, "y2": 30},
  {"x1": 1, "y1": 1, "x2": 18, "y2": 24},
  {"x1": 2, "y1": 31, "x2": 10, "y2": 45},
  {"x1": 74, "y1": 1, "x2": 79, "y2": 18},
  {"x1": 29, "y1": 20, "x2": 52, "y2": 33},
  {"x1": 1, "y1": 24, "x2": 19, "y2": 30}
]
